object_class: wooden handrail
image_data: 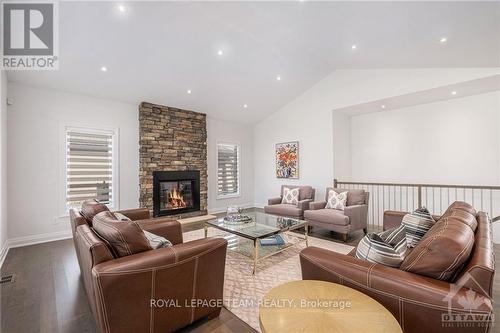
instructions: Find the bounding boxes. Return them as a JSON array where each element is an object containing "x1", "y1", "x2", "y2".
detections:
[
  {"x1": 334, "y1": 178, "x2": 500, "y2": 224},
  {"x1": 334, "y1": 179, "x2": 500, "y2": 190}
]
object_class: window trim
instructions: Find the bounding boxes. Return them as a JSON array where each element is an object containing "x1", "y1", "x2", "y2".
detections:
[
  {"x1": 59, "y1": 124, "x2": 120, "y2": 216},
  {"x1": 216, "y1": 141, "x2": 241, "y2": 200}
]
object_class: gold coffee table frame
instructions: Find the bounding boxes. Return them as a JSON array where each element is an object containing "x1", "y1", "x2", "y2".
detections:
[
  {"x1": 259, "y1": 280, "x2": 402, "y2": 333},
  {"x1": 204, "y1": 213, "x2": 308, "y2": 274}
]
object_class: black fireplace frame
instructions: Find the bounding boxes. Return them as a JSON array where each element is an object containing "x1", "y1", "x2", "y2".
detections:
[{"x1": 153, "y1": 170, "x2": 200, "y2": 217}]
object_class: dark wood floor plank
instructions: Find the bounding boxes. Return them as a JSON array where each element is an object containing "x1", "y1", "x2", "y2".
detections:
[{"x1": 1, "y1": 238, "x2": 255, "y2": 333}]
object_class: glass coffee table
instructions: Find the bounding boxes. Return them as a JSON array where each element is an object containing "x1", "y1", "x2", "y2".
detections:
[{"x1": 205, "y1": 212, "x2": 308, "y2": 274}]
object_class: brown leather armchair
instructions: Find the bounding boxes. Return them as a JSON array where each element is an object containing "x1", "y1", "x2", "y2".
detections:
[
  {"x1": 300, "y1": 203, "x2": 494, "y2": 333},
  {"x1": 264, "y1": 185, "x2": 315, "y2": 218},
  {"x1": 70, "y1": 208, "x2": 227, "y2": 333}
]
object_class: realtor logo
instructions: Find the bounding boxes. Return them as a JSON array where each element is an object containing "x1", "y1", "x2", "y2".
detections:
[
  {"x1": 441, "y1": 273, "x2": 494, "y2": 329},
  {"x1": 1, "y1": 1, "x2": 59, "y2": 70}
]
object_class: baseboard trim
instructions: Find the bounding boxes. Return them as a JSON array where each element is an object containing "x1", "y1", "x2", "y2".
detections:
[
  {"x1": 208, "y1": 203, "x2": 255, "y2": 215},
  {"x1": 7, "y1": 230, "x2": 73, "y2": 250},
  {"x1": 0, "y1": 240, "x2": 9, "y2": 269}
]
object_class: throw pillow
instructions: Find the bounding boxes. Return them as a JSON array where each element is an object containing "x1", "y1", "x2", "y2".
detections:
[
  {"x1": 402, "y1": 207, "x2": 436, "y2": 247},
  {"x1": 143, "y1": 230, "x2": 173, "y2": 249},
  {"x1": 281, "y1": 187, "x2": 299, "y2": 205},
  {"x1": 325, "y1": 190, "x2": 347, "y2": 210},
  {"x1": 92, "y1": 211, "x2": 152, "y2": 257},
  {"x1": 355, "y1": 225, "x2": 408, "y2": 267},
  {"x1": 80, "y1": 199, "x2": 110, "y2": 226}
]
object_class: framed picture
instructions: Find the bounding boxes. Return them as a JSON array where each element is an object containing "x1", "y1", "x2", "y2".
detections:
[{"x1": 275, "y1": 141, "x2": 299, "y2": 179}]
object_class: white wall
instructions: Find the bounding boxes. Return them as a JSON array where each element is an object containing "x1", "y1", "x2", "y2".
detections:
[
  {"x1": 253, "y1": 68, "x2": 500, "y2": 206},
  {"x1": 0, "y1": 71, "x2": 8, "y2": 260},
  {"x1": 5, "y1": 83, "x2": 255, "y2": 243},
  {"x1": 207, "y1": 117, "x2": 254, "y2": 213},
  {"x1": 350, "y1": 91, "x2": 500, "y2": 242},
  {"x1": 7, "y1": 83, "x2": 139, "y2": 242},
  {"x1": 350, "y1": 91, "x2": 500, "y2": 184},
  {"x1": 332, "y1": 111, "x2": 351, "y2": 181}
]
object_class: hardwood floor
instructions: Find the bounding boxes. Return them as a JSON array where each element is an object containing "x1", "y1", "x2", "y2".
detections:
[
  {"x1": 0, "y1": 238, "x2": 255, "y2": 333},
  {"x1": 1, "y1": 214, "x2": 499, "y2": 333}
]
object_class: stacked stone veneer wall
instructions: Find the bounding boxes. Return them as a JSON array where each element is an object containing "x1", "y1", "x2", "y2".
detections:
[{"x1": 139, "y1": 102, "x2": 207, "y2": 214}]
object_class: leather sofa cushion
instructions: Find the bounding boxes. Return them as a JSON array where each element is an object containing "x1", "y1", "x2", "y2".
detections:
[
  {"x1": 441, "y1": 201, "x2": 477, "y2": 232},
  {"x1": 264, "y1": 203, "x2": 303, "y2": 217},
  {"x1": 80, "y1": 199, "x2": 110, "y2": 226},
  {"x1": 92, "y1": 211, "x2": 152, "y2": 258},
  {"x1": 304, "y1": 209, "x2": 349, "y2": 225},
  {"x1": 400, "y1": 213, "x2": 475, "y2": 281},
  {"x1": 443, "y1": 200, "x2": 476, "y2": 217}
]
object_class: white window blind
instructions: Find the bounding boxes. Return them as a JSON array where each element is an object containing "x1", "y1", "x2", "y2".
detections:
[
  {"x1": 217, "y1": 143, "x2": 240, "y2": 197},
  {"x1": 66, "y1": 129, "x2": 115, "y2": 210}
]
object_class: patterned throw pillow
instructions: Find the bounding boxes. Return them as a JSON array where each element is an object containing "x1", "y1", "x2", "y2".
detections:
[
  {"x1": 325, "y1": 190, "x2": 347, "y2": 210},
  {"x1": 143, "y1": 230, "x2": 173, "y2": 249},
  {"x1": 356, "y1": 225, "x2": 408, "y2": 267},
  {"x1": 281, "y1": 187, "x2": 299, "y2": 205},
  {"x1": 402, "y1": 207, "x2": 436, "y2": 247}
]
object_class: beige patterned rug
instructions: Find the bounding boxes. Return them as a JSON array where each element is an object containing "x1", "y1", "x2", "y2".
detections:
[{"x1": 184, "y1": 229, "x2": 354, "y2": 331}]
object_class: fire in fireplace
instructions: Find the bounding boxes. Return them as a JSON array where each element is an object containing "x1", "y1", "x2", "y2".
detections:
[
  {"x1": 168, "y1": 187, "x2": 186, "y2": 208},
  {"x1": 153, "y1": 171, "x2": 200, "y2": 217},
  {"x1": 160, "y1": 181, "x2": 192, "y2": 210}
]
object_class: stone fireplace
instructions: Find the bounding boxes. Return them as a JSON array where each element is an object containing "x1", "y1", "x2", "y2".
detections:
[
  {"x1": 139, "y1": 102, "x2": 207, "y2": 216},
  {"x1": 153, "y1": 170, "x2": 200, "y2": 217}
]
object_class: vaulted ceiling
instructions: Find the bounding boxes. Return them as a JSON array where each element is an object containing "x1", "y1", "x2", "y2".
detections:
[{"x1": 7, "y1": 1, "x2": 500, "y2": 123}]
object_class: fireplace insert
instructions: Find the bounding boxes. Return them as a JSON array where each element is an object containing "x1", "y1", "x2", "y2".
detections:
[{"x1": 153, "y1": 170, "x2": 200, "y2": 217}]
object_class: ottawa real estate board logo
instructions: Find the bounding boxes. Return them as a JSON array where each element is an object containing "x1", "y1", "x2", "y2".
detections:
[{"x1": 1, "y1": 1, "x2": 59, "y2": 70}]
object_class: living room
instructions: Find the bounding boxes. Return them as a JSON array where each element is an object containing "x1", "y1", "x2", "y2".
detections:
[{"x1": 1, "y1": 1, "x2": 499, "y2": 333}]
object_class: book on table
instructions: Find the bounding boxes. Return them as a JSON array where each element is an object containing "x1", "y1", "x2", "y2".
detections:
[{"x1": 259, "y1": 234, "x2": 285, "y2": 246}]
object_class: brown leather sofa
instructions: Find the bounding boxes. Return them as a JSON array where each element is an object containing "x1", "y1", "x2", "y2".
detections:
[
  {"x1": 264, "y1": 185, "x2": 315, "y2": 218},
  {"x1": 70, "y1": 207, "x2": 228, "y2": 333},
  {"x1": 304, "y1": 187, "x2": 369, "y2": 242},
  {"x1": 300, "y1": 202, "x2": 494, "y2": 333}
]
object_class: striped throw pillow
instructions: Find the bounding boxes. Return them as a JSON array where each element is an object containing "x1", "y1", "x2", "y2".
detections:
[
  {"x1": 402, "y1": 207, "x2": 436, "y2": 247},
  {"x1": 355, "y1": 225, "x2": 408, "y2": 267}
]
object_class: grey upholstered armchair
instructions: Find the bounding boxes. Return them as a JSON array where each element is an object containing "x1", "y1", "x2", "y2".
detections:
[
  {"x1": 304, "y1": 188, "x2": 369, "y2": 242},
  {"x1": 264, "y1": 185, "x2": 315, "y2": 218}
]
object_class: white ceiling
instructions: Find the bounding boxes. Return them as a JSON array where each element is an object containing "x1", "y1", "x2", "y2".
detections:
[
  {"x1": 333, "y1": 74, "x2": 500, "y2": 116},
  {"x1": 7, "y1": 1, "x2": 500, "y2": 124}
]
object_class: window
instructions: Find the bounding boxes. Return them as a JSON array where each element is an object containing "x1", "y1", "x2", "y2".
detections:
[
  {"x1": 65, "y1": 128, "x2": 116, "y2": 210},
  {"x1": 217, "y1": 142, "x2": 240, "y2": 198}
]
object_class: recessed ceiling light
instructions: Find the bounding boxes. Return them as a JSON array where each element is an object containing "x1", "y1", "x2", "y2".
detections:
[
  {"x1": 381, "y1": 105, "x2": 386, "y2": 109},
  {"x1": 117, "y1": 4, "x2": 126, "y2": 13},
  {"x1": 243, "y1": 104, "x2": 248, "y2": 108},
  {"x1": 351, "y1": 44, "x2": 357, "y2": 50},
  {"x1": 217, "y1": 50, "x2": 224, "y2": 56},
  {"x1": 440, "y1": 37, "x2": 448, "y2": 43},
  {"x1": 101, "y1": 66, "x2": 107, "y2": 72},
  {"x1": 187, "y1": 89, "x2": 192, "y2": 94},
  {"x1": 276, "y1": 76, "x2": 281, "y2": 81},
  {"x1": 451, "y1": 91, "x2": 457, "y2": 95}
]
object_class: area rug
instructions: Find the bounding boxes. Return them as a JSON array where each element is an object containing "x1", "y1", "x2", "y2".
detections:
[{"x1": 183, "y1": 229, "x2": 355, "y2": 331}]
